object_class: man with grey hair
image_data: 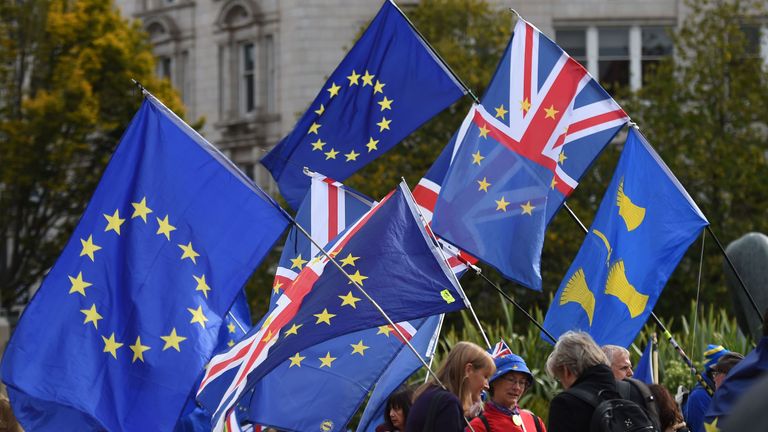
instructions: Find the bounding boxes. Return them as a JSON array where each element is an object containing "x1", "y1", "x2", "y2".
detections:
[
  {"x1": 546, "y1": 331, "x2": 658, "y2": 432},
  {"x1": 602, "y1": 344, "x2": 634, "y2": 380}
]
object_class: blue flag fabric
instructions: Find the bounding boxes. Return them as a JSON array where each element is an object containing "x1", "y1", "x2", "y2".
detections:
[
  {"x1": 634, "y1": 340, "x2": 654, "y2": 384},
  {"x1": 542, "y1": 128, "x2": 708, "y2": 347},
  {"x1": 0, "y1": 96, "x2": 289, "y2": 431},
  {"x1": 197, "y1": 182, "x2": 468, "y2": 430},
  {"x1": 270, "y1": 172, "x2": 374, "y2": 311},
  {"x1": 175, "y1": 290, "x2": 252, "y2": 432},
  {"x1": 261, "y1": 0, "x2": 464, "y2": 209},
  {"x1": 705, "y1": 336, "x2": 768, "y2": 423},
  {"x1": 356, "y1": 314, "x2": 442, "y2": 432}
]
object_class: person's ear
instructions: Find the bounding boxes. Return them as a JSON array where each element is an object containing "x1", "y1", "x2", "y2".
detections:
[{"x1": 464, "y1": 362, "x2": 474, "y2": 377}]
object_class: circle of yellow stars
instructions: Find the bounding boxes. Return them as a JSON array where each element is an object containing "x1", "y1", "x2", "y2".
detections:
[
  {"x1": 307, "y1": 69, "x2": 394, "y2": 163},
  {"x1": 68, "y1": 195, "x2": 223, "y2": 363}
]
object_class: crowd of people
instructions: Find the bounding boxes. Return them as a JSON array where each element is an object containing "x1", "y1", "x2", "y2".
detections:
[{"x1": 374, "y1": 310, "x2": 768, "y2": 432}]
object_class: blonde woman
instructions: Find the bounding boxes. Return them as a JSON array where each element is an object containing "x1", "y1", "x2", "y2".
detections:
[{"x1": 406, "y1": 341, "x2": 495, "y2": 432}]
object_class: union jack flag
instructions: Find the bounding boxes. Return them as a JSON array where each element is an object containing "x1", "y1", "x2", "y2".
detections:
[
  {"x1": 491, "y1": 339, "x2": 513, "y2": 359},
  {"x1": 415, "y1": 17, "x2": 627, "y2": 229}
]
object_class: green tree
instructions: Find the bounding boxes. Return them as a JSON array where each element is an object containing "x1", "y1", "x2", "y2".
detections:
[
  {"x1": 620, "y1": 0, "x2": 768, "y2": 320},
  {"x1": 0, "y1": 0, "x2": 184, "y2": 314}
]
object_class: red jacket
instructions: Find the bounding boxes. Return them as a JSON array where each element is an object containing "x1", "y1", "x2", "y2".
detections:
[{"x1": 466, "y1": 402, "x2": 546, "y2": 432}]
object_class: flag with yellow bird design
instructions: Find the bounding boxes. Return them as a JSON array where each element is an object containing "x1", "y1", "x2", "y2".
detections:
[{"x1": 542, "y1": 128, "x2": 708, "y2": 346}]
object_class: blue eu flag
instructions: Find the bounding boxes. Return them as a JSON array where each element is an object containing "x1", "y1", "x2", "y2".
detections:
[
  {"x1": 261, "y1": 0, "x2": 465, "y2": 209},
  {"x1": 1, "y1": 96, "x2": 289, "y2": 431},
  {"x1": 542, "y1": 129, "x2": 708, "y2": 347}
]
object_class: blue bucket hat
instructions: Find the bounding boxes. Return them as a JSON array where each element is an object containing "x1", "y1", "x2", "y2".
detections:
[
  {"x1": 704, "y1": 344, "x2": 731, "y2": 370},
  {"x1": 490, "y1": 353, "x2": 533, "y2": 385}
]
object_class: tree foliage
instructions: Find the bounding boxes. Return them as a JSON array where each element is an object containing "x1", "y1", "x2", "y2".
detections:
[{"x1": 0, "y1": 0, "x2": 184, "y2": 314}]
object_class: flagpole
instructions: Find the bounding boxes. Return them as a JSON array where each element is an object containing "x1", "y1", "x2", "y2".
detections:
[
  {"x1": 561, "y1": 200, "x2": 714, "y2": 395},
  {"x1": 706, "y1": 225, "x2": 763, "y2": 319},
  {"x1": 280, "y1": 197, "x2": 479, "y2": 432}
]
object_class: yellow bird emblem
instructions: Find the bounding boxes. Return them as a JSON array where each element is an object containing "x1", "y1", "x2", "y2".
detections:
[
  {"x1": 605, "y1": 260, "x2": 648, "y2": 318},
  {"x1": 616, "y1": 178, "x2": 646, "y2": 231},
  {"x1": 560, "y1": 268, "x2": 595, "y2": 325}
]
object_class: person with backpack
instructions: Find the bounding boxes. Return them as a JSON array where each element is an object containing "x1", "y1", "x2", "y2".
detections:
[
  {"x1": 406, "y1": 341, "x2": 495, "y2": 432},
  {"x1": 545, "y1": 331, "x2": 659, "y2": 432},
  {"x1": 465, "y1": 352, "x2": 546, "y2": 432}
]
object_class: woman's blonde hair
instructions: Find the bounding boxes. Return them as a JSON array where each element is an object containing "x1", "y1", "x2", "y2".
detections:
[{"x1": 414, "y1": 341, "x2": 495, "y2": 413}]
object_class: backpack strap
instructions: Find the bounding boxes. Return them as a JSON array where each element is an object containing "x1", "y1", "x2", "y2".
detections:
[
  {"x1": 479, "y1": 413, "x2": 491, "y2": 432},
  {"x1": 625, "y1": 378, "x2": 661, "y2": 431},
  {"x1": 617, "y1": 379, "x2": 632, "y2": 399},
  {"x1": 565, "y1": 386, "x2": 601, "y2": 408},
  {"x1": 423, "y1": 389, "x2": 449, "y2": 432}
]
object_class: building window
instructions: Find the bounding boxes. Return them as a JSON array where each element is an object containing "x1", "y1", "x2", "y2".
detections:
[
  {"x1": 598, "y1": 27, "x2": 630, "y2": 90},
  {"x1": 555, "y1": 28, "x2": 587, "y2": 64},
  {"x1": 157, "y1": 56, "x2": 172, "y2": 80},
  {"x1": 241, "y1": 42, "x2": 256, "y2": 113},
  {"x1": 641, "y1": 27, "x2": 673, "y2": 85}
]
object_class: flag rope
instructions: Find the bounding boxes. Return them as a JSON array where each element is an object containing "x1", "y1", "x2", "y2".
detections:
[{"x1": 690, "y1": 231, "x2": 706, "y2": 364}]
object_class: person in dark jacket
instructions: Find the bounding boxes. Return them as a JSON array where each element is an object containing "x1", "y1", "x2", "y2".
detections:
[
  {"x1": 545, "y1": 330, "x2": 653, "y2": 432},
  {"x1": 406, "y1": 341, "x2": 495, "y2": 432}
]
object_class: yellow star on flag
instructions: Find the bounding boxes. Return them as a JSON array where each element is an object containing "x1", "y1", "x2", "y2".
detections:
[
  {"x1": 494, "y1": 104, "x2": 508, "y2": 119},
  {"x1": 160, "y1": 328, "x2": 187, "y2": 351},
  {"x1": 129, "y1": 336, "x2": 151, "y2": 363},
  {"x1": 478, "y1": 124, "x2": 490, "y2": 138},
  {"x1": 319, "y1": 352, "x2": 337, "y2": 368},
  {"x1": 550, "y1": 177, "x2": 558, "y2": 190},
  {"x1": 272, "y1": 280, "x2": 283, "y2": 294},
  {"x1": 558, "y1": 151, "x2": 567, "y2": 164},
  {"x1": 704, "y1": 418, "x2": 719, "y2": 432},
  {"x1": 361, "y1": 71, "x2": 375, "y2": 86},
  {"x1": 228, "y1": 322, "x2": 236, "y2": 333},
  {"x1": 325, "y1": 148, "x2": 339, "y2": 160},
  {"x1": 284, "y1": 323, "x2": 303, "y2": 337},
  {"x1": 520, "y1": 201, "x2": 535, "y2": 215},
  {"x1": 79, "y1": 235, "x2": 101, "y2": 262},
  {"x1": 156, "y1": 215, "x2": 176, "y2": 241},
  {"x1": 188, "y1": 306, "x2": 208, "y2": 328},
  {"x1": 178, "y1": 242, "x2": 200, "y2": 264},
  {"x1": 103, "y1": 209, "x2": 125, "y2": 235},
  {"x1": 472, "y1": 150, "x2": 485, "y2": 165},
  {"x1": 290, "y1": 254, "x2": 308, "y2": 270},
  {"x1": 314, "y1": 104, "x2": 325, "y2": 116},
  {"x1": 289, "y1": 352, "x2": 305, "y2": 368},
  {"x1": 339, "y1": 291, "x2": 362, "y2": 308},
  {"x1": 327, "y1": 82, "x2": 341, "y2": 97},
  {"x1": 311, "y1": 139, "x2": 326, "y2": 151},
  {"x1": 193, "y1": 274, "x2": 211, "y2": 298},
  {"x1": 346, "y1": 70, "x2": 360, "y2": 86},
  {"x1": 308, "y1": 122, "x2": 321, "y2": 135},
  {"x1": 314, "y1": 308, "x2": 336, "y2": 325},
  {"x1": 373, "y1": 80, "x2": 385, "y2": 94},
  {"x1": 80, "y1": 304, "x2": 103, "y2": 328},
  {"x1": 366, "y1": 137, "x2": 379, "y2": 152},
  {"x1": 520, "y1": 98, "x2": 531, "y2": 113},
  {"x1": 227, "y1": 340, "x2": 235, "y2": 347},
  {"x1": 102, "y1": 333, "x2": 124, "y2": 359},
  {"x1": 378, "y1": 96, "x2": 393, "y2": 111},
  {"x1": 377, "y1": 325, "x2": 394, "y2": 337},
  {"x1": 377, "y1": 117, "x2": 391, "y2": 132},
  {"x1": 495, "y1": 197, "x2": 510, "y2": 212},
  {"x1": 347, "y1": 270, "x2": 368, "y2": 286},
  {"x1": 345, "y1": 150, "x2": 360, "y2": 162},
  {"x1": 68, "y1": 271, "x2": 92, "y2": 296},
  {"x1": 544, "y1": 105, "x2": 559, "y2": 119},
  {"x1": 131, "y1": 197, "x2": 153, "y2": 223},
  {"x1": 477, "y1": 177, "x2": 491, "y2": 192},
  {"x1": 351, "y1": 340, "x2": 369, "y2": 356},
  {"x1": 262, "y1": 330, "x2": 275, "y2": 343},
  {"x1": 340, "y1": 253, "x2": 359, "y2": 267}
]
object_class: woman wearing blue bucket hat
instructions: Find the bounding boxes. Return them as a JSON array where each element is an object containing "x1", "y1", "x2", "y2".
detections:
[{"x1": 466, "y1": 352, "x2": 546, "y2": 432}]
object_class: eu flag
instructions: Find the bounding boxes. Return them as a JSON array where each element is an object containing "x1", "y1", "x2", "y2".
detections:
[
  {"x1": 0, "y1": 96, "x2": 289, "y2": 431},
  {"x1": 261, "y1": 0, "x2": 465, "y2": 209},
  {"x1": 542, "y1": 129, "x2": 708, "y2": 347},
  {"x1": 633, "y1": 339, "x2": 655, "y2": 384},
  {"x1": 197, "y1": 182, "x2": 468, "y2": 430}
]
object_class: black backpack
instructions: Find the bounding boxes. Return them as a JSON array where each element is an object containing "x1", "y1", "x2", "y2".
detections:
[{"x1": 567, "y1": 380, "x2": 660, "y2": 432}]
